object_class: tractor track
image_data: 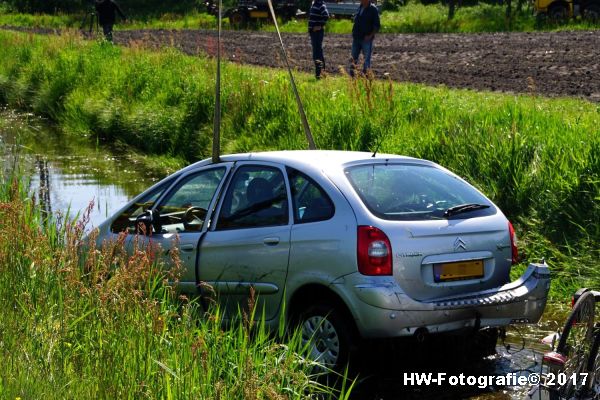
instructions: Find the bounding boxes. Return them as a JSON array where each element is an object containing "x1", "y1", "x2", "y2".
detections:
[{"x1": 4, "y1": 26, "x2": 600, "y2": 101}]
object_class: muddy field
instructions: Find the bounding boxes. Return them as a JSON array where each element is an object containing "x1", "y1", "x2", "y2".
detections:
[
  {"x1": 113, "y1": 28, "x2": 600, "y2": 101},
  {"x1": 4, "y1": 26, "x2": 599, "y2": 101}
]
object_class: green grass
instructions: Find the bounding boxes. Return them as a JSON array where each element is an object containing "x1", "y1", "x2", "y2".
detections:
[
  {"x1": 0, "y1": 162, "x2": 352, "y2": 398},
  {"x1": 0, "y1": 29, "x2": 598, "y2": 302},
  {"x1": 2, "y1": 2, "x2": 600, "y2": 34},
  {"x1": 0, "y1": 11, "x2": 78, "y2": 28}
]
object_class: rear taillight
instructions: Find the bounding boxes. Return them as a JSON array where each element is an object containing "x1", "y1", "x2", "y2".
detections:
[
  {"x1": 357, "y1": 226, "x2": 392, "y2": 276},
  {"x1": 508, "y1": 221, "x2": 518, "y2": 265}
]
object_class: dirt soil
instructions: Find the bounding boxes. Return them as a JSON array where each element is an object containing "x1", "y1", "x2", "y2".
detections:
[
  {"x1": 112, "y1": 29, "x2": 600, "y2": 102},
  {"x1": 4, "y1": 26, "x2": 600, "y2": 101}
]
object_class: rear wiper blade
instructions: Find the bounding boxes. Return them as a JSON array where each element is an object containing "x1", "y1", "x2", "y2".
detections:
[{"x1": 443, "y1": 203, "x2": 490, "y2": 218}]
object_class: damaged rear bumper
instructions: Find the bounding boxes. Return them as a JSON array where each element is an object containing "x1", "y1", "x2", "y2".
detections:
[{"x1": 348, "y1": 262, "x2": 551, "y2": 338}]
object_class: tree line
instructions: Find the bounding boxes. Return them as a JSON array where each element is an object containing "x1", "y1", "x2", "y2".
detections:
[{"x1": 0, "y1": 0, "x2": 200, "y2": 14}]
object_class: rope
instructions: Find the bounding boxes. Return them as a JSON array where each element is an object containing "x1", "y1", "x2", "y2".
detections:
[
  {"x1": 266, "y1": 0, "x2": 317, "y2": 150},
  {"x1": 212, "y1": 0, "x2": 222, "y2": 163}
]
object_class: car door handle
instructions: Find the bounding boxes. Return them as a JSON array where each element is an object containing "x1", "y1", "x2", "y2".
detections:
[
  {"x1": 180, "y1": 244, "x2": 195, "y2": 252},
  {"x1": 263, "y1": 237, "x2": 280, "y2": 246}
]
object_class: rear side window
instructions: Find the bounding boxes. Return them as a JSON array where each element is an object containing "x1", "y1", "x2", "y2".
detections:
[
  {"x1": 288, "y1": 168, "x2": 334, "y2": 223},
  {"x1": 345, "y1": 164, "x2": 495, "y2": 221}
]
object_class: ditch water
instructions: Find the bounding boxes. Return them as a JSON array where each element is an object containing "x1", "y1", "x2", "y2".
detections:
[
  {"x1": 350, "y1": 306, "x2": 570, "y2": 399},
  {"x1": 0, "y1": 108, "x2": 161, "y2": 228},
  {"x1": 0, "y1": 109, "x2": 569, "y2": 399}
]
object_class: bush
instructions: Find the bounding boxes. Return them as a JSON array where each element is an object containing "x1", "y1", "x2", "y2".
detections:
[{"x1": 0, "y1": 0, "x2": 200, "y2": 15}]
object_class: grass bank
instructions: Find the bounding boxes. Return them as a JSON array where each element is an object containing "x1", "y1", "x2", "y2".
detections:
[
  {"x1": 0, "y1": 162, "x2": 350, "y2": 397},
  {"x1": 1, "y1": 2, "x2": 600, "y2": 34},
  {"x1": 0, "y1": 30, "x2": 598, "y2": 300}
]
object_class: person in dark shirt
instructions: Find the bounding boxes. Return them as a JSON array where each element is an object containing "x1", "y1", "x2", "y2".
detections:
[
  {"x1": 350, "y1": 0, "x2": 380, "y2": 77},
  {"x1": 308, "y1": 0, "x2": 329, "y2": 79},
  {"x1": 94, "y1": 0, "x2": 126, "y2": 42}
]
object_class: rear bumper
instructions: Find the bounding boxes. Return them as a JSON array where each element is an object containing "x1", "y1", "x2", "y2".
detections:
[{"x1": 346, "y1": 262, "x2": 551, "y2": 338}]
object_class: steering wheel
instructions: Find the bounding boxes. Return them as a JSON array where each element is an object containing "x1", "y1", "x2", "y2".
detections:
[{"x1": 182, "y1": 206, "x2": 207, "y2": 231}]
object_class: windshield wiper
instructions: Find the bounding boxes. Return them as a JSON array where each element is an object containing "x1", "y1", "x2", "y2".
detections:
[{"x1": 443, "y1": 203, "x2": 490, "y2": 218}]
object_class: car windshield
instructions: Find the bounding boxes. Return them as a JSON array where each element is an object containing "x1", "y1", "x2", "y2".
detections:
[{"x1": 345, "y1": 163, "x2": 495, "y2": 221}]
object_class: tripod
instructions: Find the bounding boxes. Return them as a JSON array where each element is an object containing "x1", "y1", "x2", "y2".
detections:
[{"x1": 80, "y1": 10, "x2": 99, "y2": 34}]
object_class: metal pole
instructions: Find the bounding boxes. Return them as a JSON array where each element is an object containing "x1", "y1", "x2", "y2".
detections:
[{"x1": 212, "y1": 0, "x2": 222, "y2": 163}]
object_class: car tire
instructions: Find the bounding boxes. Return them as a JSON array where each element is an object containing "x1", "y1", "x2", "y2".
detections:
[
  {"x1": 548, "y1": 3, "x2": 568, "y2": 22},
  {"x1": 583, "y1": 3, "x2": 600, "y2": 21},
  {"x1": 296, "y1": 303, "x2": 356, "y2": 374}
]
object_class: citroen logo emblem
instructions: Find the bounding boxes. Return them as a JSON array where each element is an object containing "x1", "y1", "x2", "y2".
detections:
[{"x1": 454, "y1": 237, "x2": 467, "y2": 251}]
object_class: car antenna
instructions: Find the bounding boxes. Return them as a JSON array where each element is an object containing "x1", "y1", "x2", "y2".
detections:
[
  {"x1": 371, "y1": 132, "x2": 387, "y2": 157},
  {"x1": 211, "y1": 0, "x2": 222, "y2": 163},
  {"x1": 371, "y1": 110, "x2": 398, "y2": 157},
  {"x1": 371, "y1": 141, "x2": 381, "y2": 158},
  {"x1": 266, "y1": 0, "x2": 317, "y2": 150}
]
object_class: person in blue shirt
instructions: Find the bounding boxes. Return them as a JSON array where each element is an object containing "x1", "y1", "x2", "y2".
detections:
[
  {"x1": 308, "y1": 0, "x2": 330, "y2": 79},
  {"x1": 350, "y1": 0, "x2": 380, "y2": 77}
]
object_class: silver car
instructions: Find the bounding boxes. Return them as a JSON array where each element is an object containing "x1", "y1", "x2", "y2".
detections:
[{"x1": 96, "y1": 150, "x2": 550, "y2": 370}]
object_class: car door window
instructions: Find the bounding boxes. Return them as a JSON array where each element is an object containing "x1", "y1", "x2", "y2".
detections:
[
  {"x1": 110, "y1": 177, "x2": 176, "y2": 234},
  {"x1": 217, "y1": 166, "x2": 288, "y2": 230},
  {"x1": 155, "y1": 168, "x2": 225, "y2": 233},
  {"x1": 288, "y1": 168, "x2": 334, "y2": 223}
]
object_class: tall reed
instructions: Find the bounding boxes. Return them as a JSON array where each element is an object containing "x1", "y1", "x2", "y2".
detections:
[{"x1": 0, "y1": 161, "x2": 351, "y2": 398}]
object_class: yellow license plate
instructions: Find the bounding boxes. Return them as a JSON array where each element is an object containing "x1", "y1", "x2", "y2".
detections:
[{"x1": 433, "y1": 260, "x2": 484, "y2": 282}]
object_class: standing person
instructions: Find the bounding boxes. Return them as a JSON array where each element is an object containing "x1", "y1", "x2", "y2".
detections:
[
  {"x1": 350, "y1": 0, "x2": 380, "y2": 77},
  {"x1": 95, "y1": 0, "x2": 126, "y2": 42},
  {"x1": 308, "y1": 0, "x2": 329, "y2": 79}
]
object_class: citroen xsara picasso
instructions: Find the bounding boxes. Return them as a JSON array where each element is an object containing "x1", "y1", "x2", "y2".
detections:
[{"x1": 95, "y1": 150, "x2": 550, "y2": 370}]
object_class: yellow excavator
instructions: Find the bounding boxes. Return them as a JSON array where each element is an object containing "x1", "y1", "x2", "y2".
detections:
[{"x1": 534, "y1": 0, "x2": 600, "y2": 21}]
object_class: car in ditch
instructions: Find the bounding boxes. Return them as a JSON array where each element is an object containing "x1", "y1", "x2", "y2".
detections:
[{"x1": 95, "y1": 150, "x2": 550, "y2": 371}]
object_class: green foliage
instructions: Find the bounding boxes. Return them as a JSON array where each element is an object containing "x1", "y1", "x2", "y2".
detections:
[
  {"x1": 0, "y1": 30, "x2": 598, "y2": 301},
  {"x1": 0, "y1": 166, "x2": 350, "y2": 397},
  {"x1": 3, "y1": 2, "x2": 600, "y2": 33},
  {"x1": 1, "y1": 0, "x2": 87, "y2": 13},
  {"x1": 381, "y1": 0, "x2": 404, "y2": 12},
  {"x1": 0, "y1": 0, "x2": 199, "y2": 15}
]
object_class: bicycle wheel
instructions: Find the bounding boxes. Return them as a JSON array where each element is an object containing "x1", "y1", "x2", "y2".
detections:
[
  {"x1": 556, "y1": 291, "x2": 596, "y2": 398},
  {"x1": 584, "y1": 326, "x2": 600, "y2": 399}
]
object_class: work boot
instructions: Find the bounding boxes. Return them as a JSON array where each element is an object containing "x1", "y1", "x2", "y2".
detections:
[{"x1": 315, "y1": 60, "x2": 323, "y2": 79}]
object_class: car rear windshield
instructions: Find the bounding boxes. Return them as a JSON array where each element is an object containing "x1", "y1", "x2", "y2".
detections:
[{"x1": 345, "y1": 163, "x2": 496, "y2": 221}]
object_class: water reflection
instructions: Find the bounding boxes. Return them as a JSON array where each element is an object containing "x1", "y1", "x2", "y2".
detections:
[
  {"x1": 36, "y1": 157, "x2": 52, "y2": 219},
  {"x1": 0, "y1": 108, "x2": 161, "y2": 228},
  {"x1": 348, "y1": 306, "x2": 569, "y2": 400}
]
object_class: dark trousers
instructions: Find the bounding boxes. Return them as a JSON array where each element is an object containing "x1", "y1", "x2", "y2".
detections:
[
  {"x1": 310, "y1": 29, "x2": 325, "y2": 78},
  {"x1": 102, "y1": 23, "x2": 114, "y2": 41},
  {"x1": 350, "y1": 36, "x2": 374, "y2": 76}
]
